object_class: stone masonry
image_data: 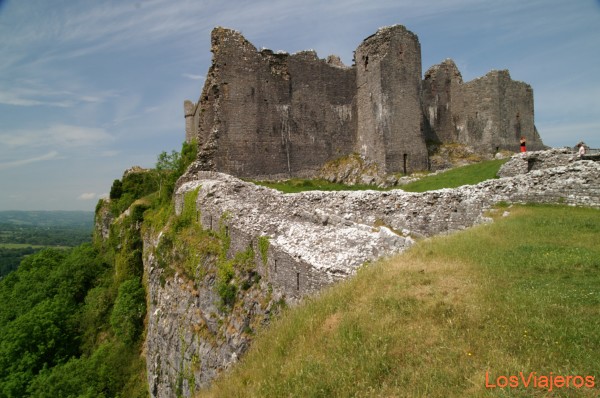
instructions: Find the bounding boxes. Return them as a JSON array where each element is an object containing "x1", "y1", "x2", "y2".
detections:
[
  {"x1": 355, "y1": 26, "x2": 429, "y2": 173},
  {"x1": 176, "y1": 158, "x2": 599, "y2": 295},
  {"x1": 185, "y1": 25, "x2": 544, "y2": 179},
  {"x1": 423, "y1": 59, "x2": 544, "y2": 152},
  {"x1": 187, "y1": 27, "x2": 356, "y2": 180}
]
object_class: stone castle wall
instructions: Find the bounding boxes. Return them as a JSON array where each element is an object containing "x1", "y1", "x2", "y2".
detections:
[
  {"x1": 185, "y1": 25, "x2": 544, "y2": 179},
  {"x1": 355, "y1": 25, "x2": 429, "y2": 174},
  {"x1": 423, "y1": 60, "x2": 544, "y2": 152},
  {"x1": 188, "y1": 27, "x2": 356, "y2": 179},
  {"x1": 176, "y1": 157, "x2": 600, "y2": 297}
]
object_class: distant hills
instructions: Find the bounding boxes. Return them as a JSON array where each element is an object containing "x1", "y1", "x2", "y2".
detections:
[
  {"x1": 0, "y1": 211, "x2": 94, "y2": 228},
  {"x1": 0, "y1": 211, "x2": 95, "y2": 277}
]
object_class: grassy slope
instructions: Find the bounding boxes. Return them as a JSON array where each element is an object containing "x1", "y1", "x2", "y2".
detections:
[
  {"x1": 198, "y1": 204, "x2": 600, "y2": 397},
  {"x1": 253, "y1": 178, "x2": 385, "y2": 193},
  {"x1": 253, "y1": 158, "x2": 507, "y2": 194},
  {"x1": 401, "y1": 158, "x2": 508, "y2": 192}
]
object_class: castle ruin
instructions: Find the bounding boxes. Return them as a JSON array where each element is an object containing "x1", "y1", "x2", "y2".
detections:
[{"x1": 184, "y1": 25, "x2": 545, "y2": 179}]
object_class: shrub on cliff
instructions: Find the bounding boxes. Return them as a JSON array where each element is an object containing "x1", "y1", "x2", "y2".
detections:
[{"x1": 155, "y1": 139, "x2": 198, "y2": 203}]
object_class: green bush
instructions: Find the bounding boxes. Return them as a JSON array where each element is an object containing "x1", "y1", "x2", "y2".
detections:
[
  {"x1": 217, "y1": 260, "x2": 237, "y2": 308},
  {"x1": 27, "y1": 341, "x2": 147, "y2": 398},
  {"x1": 109, "y1": 179, "x2": 123, "y2": 200}
]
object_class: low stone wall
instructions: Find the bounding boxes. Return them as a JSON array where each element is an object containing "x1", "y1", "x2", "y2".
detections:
[
  {"x1": 179, "y1": 157, "x2": 599, "y2": 245},
  {"x1": 308, "y1": 160, "x2": 600, "y2": 236},
  {"x1": 498, "y1": 147, "x2": 579, "y2": 177},
  {"x1": 176, "y1": 159, "x2": 600, "y2": 293},
  {"x1": 175, "y1": 173, "x2": 413, "y2": 300}
]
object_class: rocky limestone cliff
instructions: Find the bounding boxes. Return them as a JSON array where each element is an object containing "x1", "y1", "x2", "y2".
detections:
[{"x1": 83, "y1": 149, "x2": 600, "y2": 398}]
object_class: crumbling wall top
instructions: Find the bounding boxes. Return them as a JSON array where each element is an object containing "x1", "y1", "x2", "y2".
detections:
[
  {"x1": 359, "y1": 24, "x2": 418, "y2": 51},
  {"x1": 424, "y1": 58, "x2": 463, "y2": 83},
  {"x1": 464, "y1": 69, "x2": 530, "y2": 89},
  {"x1": 211, "y1": 26, "x2": 257, "y2": 55}
]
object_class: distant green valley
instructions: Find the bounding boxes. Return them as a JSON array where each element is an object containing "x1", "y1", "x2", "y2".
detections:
[{"x1": 0, "y1": 211, "x2": 93, "y2": 278}]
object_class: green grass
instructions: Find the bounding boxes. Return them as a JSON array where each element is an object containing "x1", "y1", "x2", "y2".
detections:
[
  {"x1": 253, "y1": 159, "x2": 508, "y2": 194},
  {"x1": 252, "y1": 178, "x2": 386, "y2": 193},
  {"x1": 198, "y1": 204, "x2": 600, "y2": 397},
  {"x1": 401, "y1": 158, "x2": 508, "y2": 192}
]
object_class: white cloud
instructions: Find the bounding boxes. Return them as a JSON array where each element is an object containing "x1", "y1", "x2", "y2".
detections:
[
  {"x1": 0, "y1": 124, "x2": 113, "y2": 149},
  {"x1": 182, "y1": 73, "x2": 205, "y2": 80},
  {"x1": 0, "y1": 80, "x2": 118, "y2": 108},
  {"x1": 0, "y1": 90, "x2": 72, "y2": 108},
  {"x1": 77, "y1": 192, "x2": 98, "y2": 200},
  {"x1": 49, "y1": 124, "x2": 114, "y2": 147}
]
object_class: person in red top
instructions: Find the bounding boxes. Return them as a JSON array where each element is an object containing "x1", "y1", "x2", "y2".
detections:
[{"x1": 520, "y1": 136, "x2": 527, "y2": 153}]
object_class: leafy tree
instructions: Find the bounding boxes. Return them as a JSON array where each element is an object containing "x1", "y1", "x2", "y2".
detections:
[
  {"x1": 0, "y1": 245, "x2": 107, "y2": 396},
  {"x1": 0, "y1": 248, "x2": 67, "y2": 324},
  {"x1": 109, "y1": 179, "x2": 123, "y2": 200},
  {"x1": 0, "y1": 297, "x2": 78, "y2": 397},
  {"x1": 0, "y1": 247, "x2": 38, "y2": 278},
  {"x1": 27, "y1": 341, "x2": 145, "y2": 398},
  {"x1": 110, "y1": 278, "x2": 146, "y2": 344},
  {"x1": 156, "y1": 149, "x2": 181, "y2": 172},
  {"x1": 155, "y1": 140, "x2": 198, "y2": 203}
]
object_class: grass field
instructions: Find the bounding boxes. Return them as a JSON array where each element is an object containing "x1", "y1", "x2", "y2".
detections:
[
  {"x1": 253, "y1": 158, "x2": 508, "y2": 194},
  {"x1": 198, "y1": 204, "x2": 600, "y2": 397},
  {"x1": 252, "y1": 178, "x2": 386, "y2": 193},
  {"x1": 0, "y1": 243, "x2": 64, "y2": 249},
  {"x1": 401, "y1": 158, "x2": 508, "y2": 192}
]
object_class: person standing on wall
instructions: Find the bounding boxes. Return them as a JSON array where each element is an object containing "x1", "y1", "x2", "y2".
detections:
[
  {"x1": 520, "y1": 136, "x2": 527, "y2": 153},
  {"x1": 577, "y1": 142, "x2": 586, "y2": 158}
]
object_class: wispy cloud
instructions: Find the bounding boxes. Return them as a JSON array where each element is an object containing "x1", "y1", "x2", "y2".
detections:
[
  {"x1": 0, "y1": 151, "x2": 61, "y2": 171},
  {"x1": 0, "y1": 124, "x2": 113, "y2": 149},
  {"x1": 0, "y1": 79, "x2": 117, "y2": 108}
]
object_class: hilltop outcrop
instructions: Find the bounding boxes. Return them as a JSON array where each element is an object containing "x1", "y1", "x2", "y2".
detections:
[
  {"x1": 139, "y1": 151, "x2": 600, "y2": 397},
  {"x1": 109, "y1": 24, "x2": 600, "y2": 397}
]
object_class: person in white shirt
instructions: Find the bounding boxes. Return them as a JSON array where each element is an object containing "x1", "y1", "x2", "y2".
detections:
[{"x1": 577, "y1": 142, "x2": 586, "y2": 158}]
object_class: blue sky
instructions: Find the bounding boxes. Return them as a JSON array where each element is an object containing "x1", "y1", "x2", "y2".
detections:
[{"x1": 1, "y1": 0, "x2": 599, "y2": 211}]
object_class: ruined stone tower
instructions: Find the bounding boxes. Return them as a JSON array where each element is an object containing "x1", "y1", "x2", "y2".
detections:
[
  {"x1": 422, "y1": 59, "x2": 544, "y2": 152},
  {"x1": 355, "y1": 25, "x2": 429, "y2": 174},
  {"x1": 187, "y1": 27, "x2": 356, "y2": 179},
  {"x1": 185, "y1": 25, "x2": 544, "y2": 179}
]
